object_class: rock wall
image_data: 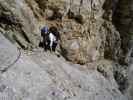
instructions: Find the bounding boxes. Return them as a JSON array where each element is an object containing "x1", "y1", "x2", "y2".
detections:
[
  {"x1": 1, "y1": 0, "x2": 133, "y2": 99},
  {"x1": 0, "y1": 32, "x2": 127, "y2": 100},
  {"x1": 113, "y1": 0, "x2": 133, "y2": 64},
  {"x1": 0, "y1": 0, "x2": 41, "y2": 49},
  {"x1": 0, "y1": 0, "x2": 124, "y2": 64}
]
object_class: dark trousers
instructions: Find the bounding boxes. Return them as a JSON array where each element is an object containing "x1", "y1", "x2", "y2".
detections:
[
  {"x1": 43, "y1": 37, "x2": 48, "y2": 51},
  {"x1": 42, "y1": 35, "x2": 58, "y2": 52},
  {"x1": 52, "y1": 42, "x2": 58, "y2": 52},
  {"x1": 47, "y1": 41, "x2": 57, "y2": 52}
]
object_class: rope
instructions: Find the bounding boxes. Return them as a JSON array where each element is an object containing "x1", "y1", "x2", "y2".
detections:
[{"x1": 1, "y1": 47, "x2": 21, "y2": 73}]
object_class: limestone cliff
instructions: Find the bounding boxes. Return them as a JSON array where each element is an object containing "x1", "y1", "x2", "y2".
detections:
[
  {"x1": 0, "y1": 0, "x2": 126, "y2": 64},
  {"x1": 0, "y1": 32, "x2": 127, "y2": 100},
  {"x1": 1, "y1": 0, "x2": 133, "y2": 100}
]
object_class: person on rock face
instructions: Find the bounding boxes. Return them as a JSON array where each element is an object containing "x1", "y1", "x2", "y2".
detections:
[
  {"x1": 41, "y1": 26, "x2": 60, "y2": 52},
  {"x1": 48, "y1": 26, "x2": 60, "y2": 52},
  {"x1": 41, "y1": 26, "x2": 49, "y2": 51}
]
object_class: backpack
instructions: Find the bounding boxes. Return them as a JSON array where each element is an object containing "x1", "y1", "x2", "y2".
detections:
[{"x1": 41, "y1": 26, "x2": 48, "y2": 36}]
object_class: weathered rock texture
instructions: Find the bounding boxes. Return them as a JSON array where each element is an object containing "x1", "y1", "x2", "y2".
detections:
[
  {"x1": 113, "y1": 0, "x2": 133, "y2": 64},
  {"x1": 0, "y1": 0, "x2": 41, "y2": 49},
  {"x1": 1, "y1": 0, "x2": 133, "y2": 99},
  {"x1": 0, "y1": 32, "x2": 128, "y2": 100},
  {"x1": 0, "y1": 0, "x2": 128, "y2": 64}
]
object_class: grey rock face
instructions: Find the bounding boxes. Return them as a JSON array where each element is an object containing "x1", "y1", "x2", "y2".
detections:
[
  {"x1": 0, "y1": 0, "x2": 124, "y2": 64},
  {"x1": 0, "y1": 33, "x2": 19, "y2": 72},
  {"x1": 113, "y1": 0, "x2": 133, "y2": 63},
  {"x1": 0, "y1": 0, "x2": 133, "y2": 100},
  {"x1": 0, "y1": 0, "x2": 40, "y2": 49},
  {"x1": 0, "y1": 33, "x2": 127, "y2": 100},
  {"x1": 126, "y1": 64, "x2": 133, "y2": 100}
]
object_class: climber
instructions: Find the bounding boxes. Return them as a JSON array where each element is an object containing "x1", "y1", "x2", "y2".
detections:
[
  {"x1": 41, "y1": 26, "x2": 49, "y2": 51},
  {"x1": 40, "y1": 26, "x2": 60, "y2": 52},
  {"x1": 48, "y1": 26, "x2": 60, "y2": 52},
  {"x1": 48, "y1": 32, "x2": 57, "y2": 52}
]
